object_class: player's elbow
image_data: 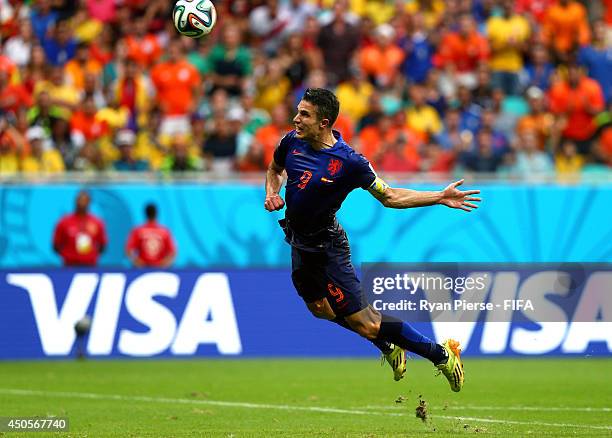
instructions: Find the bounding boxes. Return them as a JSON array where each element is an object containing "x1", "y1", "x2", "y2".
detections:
[{"x1": 380, "y1": 190, "x2": 399, "y2": 209}]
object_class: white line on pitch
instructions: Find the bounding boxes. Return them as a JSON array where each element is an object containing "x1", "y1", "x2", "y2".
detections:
[
  {"x1": 0, "y1": 388, "x2": 610, "y2": 432},
  {"x1": 360, "y1": 404, "x2": 612, "y2": 413}
]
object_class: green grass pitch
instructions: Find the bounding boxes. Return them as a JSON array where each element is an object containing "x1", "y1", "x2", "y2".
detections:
[{"x1": 0, "y1": 358, "x2": 610, "y2": 437}]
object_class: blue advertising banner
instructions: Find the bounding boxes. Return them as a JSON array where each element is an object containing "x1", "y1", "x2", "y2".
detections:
[
  {"x1": 0, "y1": 183, "x2": 612, "y2": 268},
  {"x1": 1, "y1": 269, "x2": 610, "y2": 359}
]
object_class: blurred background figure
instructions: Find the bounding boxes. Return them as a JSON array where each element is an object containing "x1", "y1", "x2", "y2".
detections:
[
  {"x1": 52, "y1": 190, "x2": 107, "y2": 266},
  {"x1": 126, "y1": 203, "x2": 176, "y2": 268}
]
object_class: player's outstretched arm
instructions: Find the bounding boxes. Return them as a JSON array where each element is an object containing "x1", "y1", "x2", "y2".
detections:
[
  {"x1": 367, "y1": 178, "x2": 481, "y2": 212},
  {"x1": 264, "y1": 159, "x2": 286, "y2": 212}
]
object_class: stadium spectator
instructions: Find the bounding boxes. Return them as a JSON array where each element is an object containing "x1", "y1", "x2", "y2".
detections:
[
  {"x1": 404, "y1": 0, "x2": 445, "y2": 31},
  {"x1": 373, "y1": 129, "x2": 421, "y2": 172},
  {"x1": 151, "y1": 39, "x2": 201, "y2": 136},
  {"x1": 516, "y1": 87, "x2": 555, "y2": 151},
  {"x1": 358, "y1": 24, "x2": 404, "y2": 88},
  {"x1": 515, "y1": 0, "x2": 555, "y2": 25},
  {"x1": 513, "y1": 129, "x2": 554, "y2": 175},
  {"x1": 278, "y1": 33, "x2": 311, "y2": 90},
  {"x1": 20, "y1": 126, "x2": 65, "y2": 173},
  {"x1": 209, "y1": 26, "x2": 253, "y2": 97},
  {"x1": 64, "y1": 43, "x2": 102, "y2": 92},
  {"x1": 548, "y1": 64, "x2": 605, "y2": 156},
  {"x1": 335, "y1": 69, "x2": 374, "y2": 124},
  {"x1": 21, "y1": 45, "x2": 48, "y2": 94},
  {"x1": 41, "y1": 20, "x2": 77, "y2": 66},
  {"x1": 202, "y1": 114, "x2": 238, "y2": 172},
  {"x1": 70, "y1": 96, "x2": 108, "y2": 143},
  {"x1": 126, "y1": 203, "x2": 176, "y2": 267},
  {"x1": 485, "y1": 0, "x2": 530, "y2": 96},
  {"x1": 3, "y1": 18, "x2": 35, "y2": 67},
  {"x1": 0, "y1": 70, "x2": 33, "y2": 117},
  {"x1": 555, "y1": 139, "x2": 584, "y2": 176},
  {"x1": 406, "y1": 83, "x2": 442, "y2": 140},
  {"x1": 159, "y1": 136, "x2": 202, "y2": 172},
  {"x1": 459, "y1": 129, "x2": 503, "y2": 173},
  {"x1": 124, "y1": 17, "x2": 162, "y2": 69},
  {"x1": 30, "y1": 0, "x2": 59, "y2": 43},
  {"x1": 53, "y1": 190, "x2": 107, "y2": 266},
  {"x1": 0, "y1": 119, "x2": 20, "y2": 173},
  {"x1": 27, "y1": 91, "x2": 58, "y2": 136},
  {"x1": 73, "y1": 140, "x2": 105, "y2": 171},
  {"x1": 248, "y1": 0, "x2": 292, "y2": 55},
  {"x1": 456, "y1": 85, "x2": 482, "y2": 133},
  {"x1": 0, "y1": 54, "x2": 19, "y2": 85},
  {"x1": 86, "y1": 0, "x2": 117, "y2": 23},
  {"x1": 254, "y1": 103, "x2": 292, "y2": 166},
  {"x1": 434, "y1": 107, "x2": 474, "y2": 152},
  {"x1": 34, "y1": 65, "x2": 80, "y2": 119},
  {"x1": 254, "y1": 58, "x2": 291, "y2": 113},
  {"x1": 522, "y1": 43, "x2": 555, "y2": 92},
  {"x1": 317, "y1": 0, "x2": 360, "y2": 84},
  {"x1": 434, "y1": 13, "x2": 489, "y2": 89},
  {"x1": 541, "y1": 0, "x2": 590, "y2": 62},
  {"x1": 399, "y1": 12, "x2": 435, "y2": 85},
  {"x1": 419, "y1": 142, "x2": 455, "y2": 173},
  {"x1": 578, "y1": 21, "x2": 612, "y2": 104},
  {"x1": 113, "y1": 129, "x2": 149, "y2": 171},
  {"x1": 49, "y1": 117, "x2": 76, "y2": 169},
  {"x1": 237, "y1": 139, "x2": 267, "y2": 172}
]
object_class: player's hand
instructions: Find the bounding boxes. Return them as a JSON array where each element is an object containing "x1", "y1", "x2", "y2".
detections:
[
  {"x1": 439, "y1": 179, "x2": 481, "y2": 212},
  {"x1": 264, "y1": 193, "x2": 285, "y2": 212}
]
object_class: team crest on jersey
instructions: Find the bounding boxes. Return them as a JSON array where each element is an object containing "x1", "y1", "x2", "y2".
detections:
[{"x1": 327, "y1": 159, "x2": 342, "y2": 176}]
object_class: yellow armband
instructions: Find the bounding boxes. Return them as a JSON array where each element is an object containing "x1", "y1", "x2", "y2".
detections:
[{"x1": 368, "y1": 176, "x2": 389, "y2": 194}]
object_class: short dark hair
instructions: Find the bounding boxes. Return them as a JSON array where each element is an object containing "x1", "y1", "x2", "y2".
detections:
[
  {"x1": 302, "y1": 88, "x2": 339, "y2": 127},
  {"x1": 145, "y1": 203, "x2": 157, "y2": 220}
]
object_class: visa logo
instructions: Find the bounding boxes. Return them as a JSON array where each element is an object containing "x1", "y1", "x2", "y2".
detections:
[{"x1": 6, "y1": 272, "x2": 242, "y2": 357}]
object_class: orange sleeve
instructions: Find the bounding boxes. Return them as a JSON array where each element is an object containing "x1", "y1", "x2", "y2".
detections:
[
  {"x1": 576, "y1": 6, "x2": 591, "y2": 46},
  {"x1": 540, "y1": 8, "x2": 554, "y2": 46},
  {"x1": 434, "y1": 35, "x2": 453, "y2": 67},
  {"x1": 587, "y1": 81, "x2": 605, "y2": 112},
  {"x1": 477, "y1": 35, "x2": 490, "y2": 61},
  {"x1": 548, "y1": 85, "x2": 567, "y2": 114}
]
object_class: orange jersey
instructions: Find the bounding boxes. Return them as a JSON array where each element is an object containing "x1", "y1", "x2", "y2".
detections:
[
  {"x1": 125, "y1": 35, "x2": 162, "y2": 67},
  {"x1": 548, "y1": 78, "x2": 605, "y2": 141},
  {"x1": 434, "y1": 32, "x2": 490, "y2": 72},
  {"x1": 541, "y1": 2, "x2": 590, "y2": 53},
  {"x1": 151, "y1": 61, "x2": 200, "y2": 116}
]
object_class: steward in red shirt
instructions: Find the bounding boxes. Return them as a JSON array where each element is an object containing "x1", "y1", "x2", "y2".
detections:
[
  {"x1": 53, "y1": 190, "x2": 107, "y2": 266},
  {"x1": 126, "y1": 203, "x2": 176, "y2": 267}
]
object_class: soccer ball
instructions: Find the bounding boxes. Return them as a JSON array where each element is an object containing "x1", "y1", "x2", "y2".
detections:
[{"x1": 173, "y1": 0, "x2": 217, "y2": 38}]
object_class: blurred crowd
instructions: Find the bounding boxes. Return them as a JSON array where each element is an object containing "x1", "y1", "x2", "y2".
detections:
[{"x1": 1, "y1": 0, "x2": 612, "y2": 178}]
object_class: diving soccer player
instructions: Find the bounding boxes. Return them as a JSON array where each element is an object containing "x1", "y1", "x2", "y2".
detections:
[{"x1": 264, "y1": 88, "x2": 480, "y2": 391}]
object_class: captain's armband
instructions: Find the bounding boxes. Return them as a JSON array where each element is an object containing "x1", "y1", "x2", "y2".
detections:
[{"x1": 368, "y1": 176, "x2": 389, "y2": 195}]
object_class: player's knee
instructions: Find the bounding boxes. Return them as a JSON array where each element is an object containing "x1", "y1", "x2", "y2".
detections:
[
  {"x1": 307, "y1": 300, "x2": 335, "y2": 320},
  {"x1": 350, "y1": 320, "x2": 380, "y2": 340}
]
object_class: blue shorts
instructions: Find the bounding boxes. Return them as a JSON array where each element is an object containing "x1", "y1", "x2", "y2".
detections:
[{"x1": 280, "y1": 219, "x2": 367, "y2": 317}]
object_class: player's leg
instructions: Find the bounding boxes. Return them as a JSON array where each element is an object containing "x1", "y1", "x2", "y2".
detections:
[
  {"x1": 320, "y1": 235, "x2": 406, "y2": 381},
  {"x1": 291, "y1": 247, "x2": 396, "y2": 357},
  {"x1": 344, "y1": 306, "x2": 464, "y2": 392}
]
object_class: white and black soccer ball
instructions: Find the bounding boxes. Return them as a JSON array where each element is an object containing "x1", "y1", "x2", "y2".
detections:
[{"x1": 173, "y1": 0, "x2": 217, "y2": 38}]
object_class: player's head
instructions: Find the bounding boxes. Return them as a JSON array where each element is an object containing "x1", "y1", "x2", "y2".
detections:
[
  {"x1": 145, "y1": 203, "x2": 157, "y2": 221},
  {"x1": 75, "y1": 190, "x2": 90, "y2": 214},
  {"x1": 294, "y1": 88, "x2": 339, "y2": 140}
]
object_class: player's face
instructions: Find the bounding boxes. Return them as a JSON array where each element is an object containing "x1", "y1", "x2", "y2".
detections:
[{"x1": 293, "y1": 100, "x2": 327, "y2": 140}]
